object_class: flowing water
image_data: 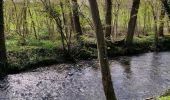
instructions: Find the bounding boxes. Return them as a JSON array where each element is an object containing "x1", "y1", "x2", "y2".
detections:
[{"x1": 1, "y1": 52, "x2": 170, "y2": 100}]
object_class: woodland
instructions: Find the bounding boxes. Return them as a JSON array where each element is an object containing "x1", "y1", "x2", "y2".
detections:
[{"x1": 1, "y1": 0, "x2": 170, "y2": 100}]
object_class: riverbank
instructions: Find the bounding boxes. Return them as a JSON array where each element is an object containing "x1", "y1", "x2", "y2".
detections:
[
  {"x1": 2, "y1": 35, "x2": 170, "y2": 74},
  {"x1": 154, "y1": 89, "x2": 170, "y2": 99}
]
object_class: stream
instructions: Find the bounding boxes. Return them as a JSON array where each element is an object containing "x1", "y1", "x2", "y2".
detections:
[{"x1": 1, "y1": 52, "x2": 170, "y2": 100}]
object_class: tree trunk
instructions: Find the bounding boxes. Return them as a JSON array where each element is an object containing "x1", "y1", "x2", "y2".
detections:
[
  {"x1": 113, "y1": 0, "x2": 120, "y2": 40},
  {"x1": 23, "y1": 0, "x2": 28, "y2": 37},
  {"x1": 71, "y1": 0, "x2": 83, "y2": 42},
  {"x1": 146, "y1": 8, "x2": 152, "y2": 34},
  {"x1": 150, "y1": 1, "x2": 158, "y2": 48},
  {"x1": 88, "y1": 0, "x2": 117, "y2": 100},
  {"x1": 60, "y1": 1, "x2": 68, "y2": 38},
  {"x1": 105, "y1": 0, "x2": 112, "y2": 40},
  {"x1": 158, "y1": 5, "x2": 165, "y2": 37},
  {"x1": 126, "y1": 0, "x2": 140, "y2": 46},
  {"x1": 153, "y1": 15, "x2": 158, "y2": 48},
  {"x1": 0, "y1": 0, "x2": 7, "y2": 67},
  {"x1": 167, "y1": 21, "x2": 170, "y2": 34},
  {"x1": 143, "y1": 2, "x2": 147, "y2": 35},
  {"x1": 28, "y1": 6, "x2": 38, "y2": 39}
]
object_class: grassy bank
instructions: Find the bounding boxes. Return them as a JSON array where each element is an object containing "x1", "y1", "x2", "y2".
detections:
[
  {"x1": 155, "y1": 89, "x2": 170, "y2": 100},
  {"x1": 3, "y1": 34, "x2": 170, "y2": 74}
]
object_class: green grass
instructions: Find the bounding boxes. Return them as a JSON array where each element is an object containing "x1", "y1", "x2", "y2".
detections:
[
  {"x1": 157, "y1": 96, "x2": 170, "y2": 100},
  {"x1": 6, "y1": 39, "x2": 61, "y2": 51}
]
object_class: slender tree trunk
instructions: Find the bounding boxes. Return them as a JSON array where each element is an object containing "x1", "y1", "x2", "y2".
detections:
[
  {"x1": 150, "y1": 1, "x2": 158, "y2": 48},
  {"x1": 71, "y1": 0, "x2": 83, "y2": 42},
  {"x1": 21, "y1": 0, "x2": 28, "y2": 44},
  {"x1": 143, "y1": 2, "x2": 147, "y2": 35},
  {"x1": 113, "y1": 0, "x2": 120, "y2": 40},
  {"x1": 167, "y1": 21, "x2": 170, "y2": 34},
  {"x1": 126, "y1": 0, "x2": 140, "y2": 46},
  {"x1": 28, "y1": 6, "x2": 38, "y2": 39},
  {"x1": 105, "y1": 0, "x2": 112, "y2": 40},
  {"x1": 88, "y1": 0, "x2": 117, "y2": 100},
  {"x1": 146, "y1": 9, "x2": 150, "y2": 34},
  {"x1": 0, "y1": 0, "x2": 7, "y2": 67},
  {"x1": 113, "y1": 14, "x2": 118, "y2": 39},
  {"x1": 67, "y1": 12, "x2": 74, "y2": 52},
  {"x1": 60, "y1": 1, "x2": 68, "y2": 38},
  {"x1": 153, "y1": 16, "x2": 158, "y2": 48},
  {"x1": 23, "y1": 0, "x2": 28, "y2": 35},
  {"x1": 158, "y1": 5, "x2": 165, "y2": 37}
]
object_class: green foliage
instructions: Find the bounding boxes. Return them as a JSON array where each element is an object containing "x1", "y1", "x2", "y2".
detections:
[
  {"x1": 134, "y1": 35, "x2": 154, "y2": 44},
  {"x1": 157, "y1": 96, "x2": 170, "y2": 100},
  {"x1": 6, "y1": 39, "x2": 58, "y2": 51}
]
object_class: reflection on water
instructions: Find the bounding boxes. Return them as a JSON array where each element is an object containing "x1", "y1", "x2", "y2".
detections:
[
  {"x1": 0, "y1": 77, "x2": 9, "y2": 99},
  {"x1": 1, "y1": 52, "x2": 170, "y2": 100},
  {"x1": 117, "y1": 57, "x2": 132, "y2": 79}
]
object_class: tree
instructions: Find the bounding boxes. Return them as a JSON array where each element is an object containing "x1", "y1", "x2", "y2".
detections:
[
  {"x1": 149, "y1": 0, "x2": 159, "y2": 48},
  {"x1": 126, "y1": 0, "x2": 141, "y2": 46},
  {"x1": 142, "y1": 0, "x2": 147, "y2": 35},
  {"x1": 0, "y1": 0, "x2": 7, "y2": 69},
  {"x1": 158, "y1": 5, "x2": 165, "y2": 37},
  {"x1": 105, "y1": 0, "x2": 113, "y2": 40},
  {"x1": 113, "y1": 0, "x2": 121, "y2": 39},
  {"x1": 71, "y1": 0, "x2": 83, "y2": 42},
  {"x1": 88, "y1": 0, "x2": 117, "y2": 100},
  {"x1": 27, "y1": 1, "x2": 38, "y2": 40}
]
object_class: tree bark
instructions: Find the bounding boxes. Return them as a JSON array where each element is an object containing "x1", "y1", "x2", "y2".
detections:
[
  {"x1": 23, "y1": 0, "x2": 28, "y2": 38},
  {"x1": 113, "y1": 0, "x2": 120, "y2": 39},
  {"x1": 126, "y1": 0, "x2": 140, "y2": 46},
  {"x1": 88, "y1": 0, "x2": 117, "y2": 100},
  {"x1": 0, "y1": 0, "x2": 7, "y2": 66},
  {"x1": 71, "y1": 0, "x2": 83, "y2": 42},
  {"x1": 105, "y1": 0, "x2": 112, "y2": 40},
  {"x1": 158, "y1": 5, "x2": 165, "y2": 37}
]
